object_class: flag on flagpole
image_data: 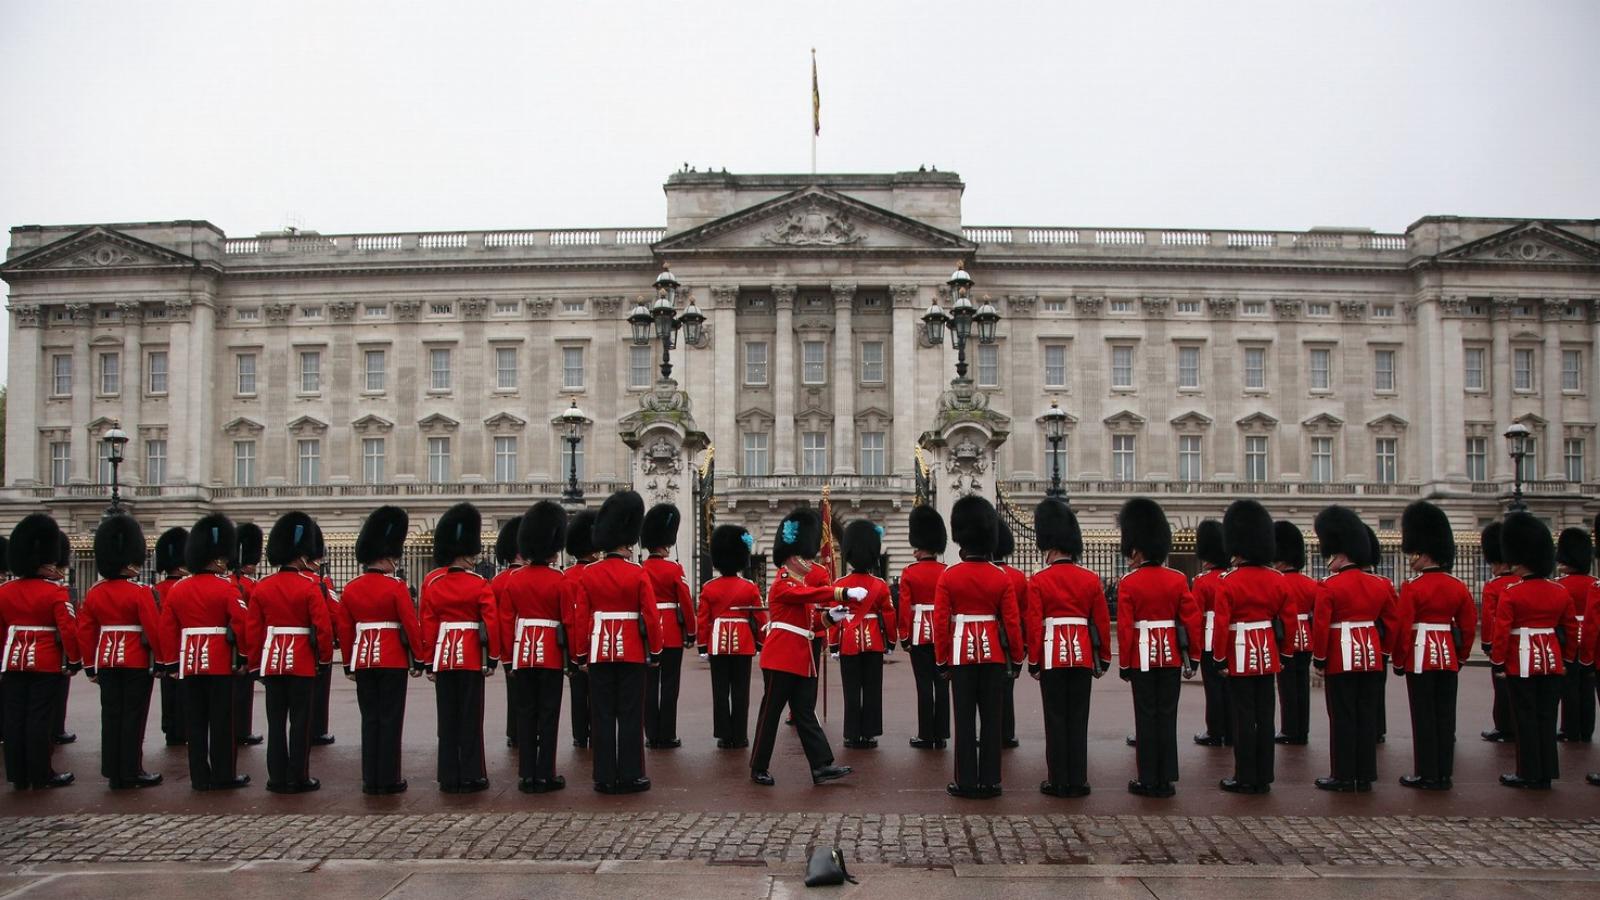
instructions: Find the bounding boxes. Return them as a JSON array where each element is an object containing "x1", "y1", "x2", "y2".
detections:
[
  {"x1": 819, "y1": 484, "x2": 838, "y2": 580},
  {"x1": 811, "y1": 48, "x2": 821, "y2": 137}
]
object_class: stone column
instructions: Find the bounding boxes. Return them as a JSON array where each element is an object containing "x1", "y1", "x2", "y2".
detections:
[
  {"x1": 831, "y1": 283, "x2": 857, "y2": 475},
  {"x1": 710, "y1": 286, "x2": 739, "y2": 463},
  {"x1": 890, "y1": 284, "x2": 920, "y2": 476},
  {"x1": 772, "y1": 284, "x2": 797, "y2": 475},
  {"x1": 5, "y1": 304, "x2": 42, "y2": 485},
  {"x1": 183, "y1": 299, "x2": 217, "y2": 486},
  {"x1": 68, "y1": 304, "x2": 93, "y2": 482},
  {"x1": 1435, "y1": 298, "x2": 1467, "y2": 481},
  {"x1": 1490, "y1": 298, "x2": 1514, "y2": 480},
  {"x1": 117, "y1": 301, "x2": 144, "y2": 478},
  {"x1": 528, "y1": 298, "x2": 555, "y2": 481},
  {"x1": 1592, "y1": 298, "x2": 1600, "y2": 482},
  {"x1": 1541, "y1": 298, "x2": 1566, "y2": 481}
]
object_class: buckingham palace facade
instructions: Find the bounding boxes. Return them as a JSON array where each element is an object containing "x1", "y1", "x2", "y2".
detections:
[{"x1": 4, "y1": 169, "x2": 1598, "y2": 560}]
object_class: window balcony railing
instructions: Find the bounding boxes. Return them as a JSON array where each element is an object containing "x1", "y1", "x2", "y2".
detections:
[{"x1": 724, "y1": 474, "x2": 911, "y2": 492}]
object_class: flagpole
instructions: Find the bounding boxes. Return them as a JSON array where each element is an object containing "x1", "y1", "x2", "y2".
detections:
[{"x1": 810, "y1": 48, "x2": 818, "y2": 175}]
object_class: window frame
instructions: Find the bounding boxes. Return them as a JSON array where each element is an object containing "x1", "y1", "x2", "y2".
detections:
[
  {"x1": 51, "y1": 354, "x2": 72, "y2": 396},
  {"x1": 561, "y1": 345, "x2": 585, "y2": 391},
  {"x1": 146, "y1": 350, "x2": 169, "y2": 395},
  {"x1": 236, "y1": 352, "x2": 258, "y2": 396},
  {"x1": 1512, "y1": 348, "x2": 1535, "y2": 392},
  {"x1": 741, "y1": 432, "x2": 769, "y2": 476},
  {"x1": 1177, "y1": 434, "x2": 1203, "y2": 482},
  {"x1": 1466, "y1": 436, "x2": 1488, "y2": 482},
  {"x1": 299, "y1": 350, "x2": 322, "y2": 394},
  {"x1": 493, "y1": 346, "x2": 518, "y2": 391},
  {"x1": 98, "y1": 352, "x2": 120, "y2": 396},
  {"x1": 362, "y1": 437, "x2": 386, "y2": 485},
  {"x1": 1110, "y1": 345, "x2": 1135, "y2": 390},
  {"x1": 427, "y1": 436, "x2": 452, "y2": 483},
  {"x1": 1111, "y1": 434, "x2": 1137, "y2": 481},
  {"x1": 1242, "y1": 345, "x2": 1267, "y2": 391},
  {"x1": 1374, "y1": 437, "x2": 1399, "y2": 484},
  {"x1": 49, "y1": 441, "x2": 71, "y2": 486},
  {"x1": 800, "y1": 431, "x2": 829, "y2": 476},
  {"x1": 801, "y1": 341, "x2": 827, "y2": 385},
  {"x1": 1176, "y1": 345, "x2": 1201, "y2": 390},
  {"x1": 859, "y1": 341, "x2": 885, "y2": 384},
  {"x1": 1310, "y1": 436, "x2": 1334, "y2": 483},
  {"x1": 743, "y1": 342, "x2": 769, "y2": 386},
  {"x1": 145, "y1": 439, "x2": 167, "y2": 486},
  {"x1": 1373, "y1": 348, "x2": 1397, "y2": 394},
  {"x1": 233, "y1": 440, "x2": 257, "y2": 487},
  {"x1": 975, "y1": 344, "x2": 1000, "y2": 388},
  {"x1": 363, "y1": 349, "x2": 386, "y2": 393},
  {"x1": 428, "y1": 347, "x2": 453, "y2": 392},
  {"x1": 859, "y1": 431, "x2": 886, "y2": 477},
  {"x1": 1308, "y1": 347, "x2": 1332, "y2": 392},
  {"x1": 494, "y1": 436, "x2": 519, "y2": 483},
  {"x1": 297, "y1": 438, "x2": 322, "y2": 485},
  {"x1": 1244, "y1": 434, "x2": 1268, "y2": 483},
  {"x1": 1043, "y1": 343, "x2": 1069, "y2": 389}
]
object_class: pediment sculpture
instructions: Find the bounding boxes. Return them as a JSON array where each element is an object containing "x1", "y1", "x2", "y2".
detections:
[{"x1": 762, "y1": 202, "x2": 865, "y2": 246}]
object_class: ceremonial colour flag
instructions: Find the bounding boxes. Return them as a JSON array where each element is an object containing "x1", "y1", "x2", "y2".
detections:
[
  {"x1": 819, "y1": 485, "x2": 838, "y2": 580},
  {"x1": 812, "y1": 48, "x2": 820, "y2": 137}
]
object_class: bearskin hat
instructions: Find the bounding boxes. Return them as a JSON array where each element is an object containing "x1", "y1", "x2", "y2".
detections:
[
  {"x1": 1400, "y1": 501, "x2": 1456, "y2": 571},
  {"x1": 0, "y1": 536, "x2": 9, "y2": 576},
  {"x1": 93, "y1": 514, "x2": 146, "y2": 580},
  {"x1": 185, "y1": 514, "x2": 237, "y2": 574},
  {"x1": 495, "y1": 516, "x2": 523, "y2": 565},
  {"x1": 1480, "y1": 521, "x2": 1505, "y2": 567},
  {"x1": 312, "y1": 522, "x2": 327, "y2": 563},
  {"x1": 517, "y1": 501, "x2": 568, "y2": 563},
  {"x1": 950, "y1": 495, "x2": 1000, "y2": 558},
  {"x1": 641, "y1": 504, "x2": 682, "y2": 551},
  {"x1": 843, "y1": 519, "x2": 883, "y2": 573},
  {"x1": 266, "y1": 512, "x2": 318, "y2": 567},
  {"x1": 355, "y1": 506, "x2": 409, "y2": 566},
  {"x1": 908, "y1": 505, "x2": 948, "y2": 556},
  {"x1": 155, "y1": 527, "x2": 189, "y2": 574},
  {"x1": 996, "y1": 519, "x2": 1016, "y2": 562},
  {"x1": 1195, "y1": 520, "x2": 1229, "y2": 568},
  {"x1": 56, "y1": 532, "x2": 72, "y2": 569},
  {"x1": 1363, "y1": 525, "x2": 1382, "y2": 570},
  {"x1": 1223, "y1": 499, "x2": 1275, "y2": 566},
  {"x1": 10, "y1": 513, "x2": 66, "y2": 577},
  {"x1": 234, "y1": 523, "x2": 263, "y2": 570},
  {"x1": 1313, "y1": 505, "x2": 1366, "y2": 563},
  {"x1": 1556, "y1": 526, "x2": 1594, "y2": 573},
  {"x1": 433, "y1": 502, "x2": 483, "y2": 567},
  {"x1": 566, "y1": 510, "x2": 598, "y2": 560},
  {"x1": 1501, "y1": 512, "x2": 1555, "y2": 578},
  {"x1": 591, "y1": 490, "x2": 645, "y2": 551},
  {"x1": 1273, "y1": 521, "x2": 1307, "y2": 571},
  {"x1": 711, "y1": 524, "x2": 753, "y2": 577},
  {"x1": 773, "y1": 507, "x2": 823, "y2": 565},
  {"x1": 1118, "y1": 498, "x2": 1171, "y2": 564},
  {"x1": 1034, "y1": 499, "x2": 1082, "y2": 559}
]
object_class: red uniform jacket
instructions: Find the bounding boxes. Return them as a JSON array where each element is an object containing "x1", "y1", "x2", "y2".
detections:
[
  {"x1": 933, "y1": 560, "x2": 1023, "y2": 668},
  {"x1": 420, "y1": 567, "x2": 499, "y2": 672},
  {"x1": 1394, "y1": 569, "x2": 1476, "y2": 673},
  {"x1": 248, "y1": 568, "x2": 335, "y2": 677},
  {"x1": 695, "y1": 575, "x2": 764, "y2": 656},
  {"x1": 79, "y1": 578, "x2": 163, "y2": 672},
  {"x1": 161, "y1": 572, "x2": 249, "y2": 678},
  {"x1": 1024, "y1": 559, "x2": 1111, "y2": 670},
  {"x1": 1211, "y1": 565, "x2": 1293, "y2": 676},
  {"x1": 574, "y1": 555, "x2": 662, "y2": 665},
  {"x1": 1581, "y1": 582, "x2": 1600, "y2": 667},
  {"x1": 0, "y1": 577, "x2": 81, "y2": 673},
  {"x1": 761, "y1": 567, "x2": 849, "y2": 677},
  {"x1": 804, "y1": 562, "x2": 832, "y2": 636},
  {"x1": 490, "y1": 564, "x2": 519, "y2": 633},
  {"x1": 1491, "y1": 576, "x2": 1578, "y2": 677},
  {"x1": 1311, "y1": 567, "x2": 1399, "y2": 675},
  {"x1": 1191, "y1": 567, "x2": 1226, "y2": 652},
  {"x1": 562, "y1": 560, "x2": 591, "y2": 649},
  {"x1": 643, "y1": 556, "x2": 697, "y2": 649},
  {"x1": 1115, "y1": 563, "x2": 1202, "y2": 672},
  {"x1": 829, "y1": 572, "x2": 895, "y2": 655},
  {"x1": 336, "y1": 570, "x2": 423, "y2": 671},
  {"x1": 897, "y1": 558, "x2": 946, "y2": 646},
  {"x1": 497, "y1": 563, "x2": 574, "y2": 671},
  {"x1": 1558, "y1": 573, "x2": 1598, "y2": 656},
  {"x1": 1281, "y1": 570, "x2": 1319, "y2": 653},
  {"x1": 1480, "y1": 572, "x2": 1518, "y2": 651}
]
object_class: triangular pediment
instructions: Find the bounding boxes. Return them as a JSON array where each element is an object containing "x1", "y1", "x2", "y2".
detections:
[
  {"x1": 351, "y1": 414, "x2": 394, "y2": 433},
  {"x1": 222, "y1": 416, "x2": 266, "y2": 436},
  {"x1": 653, "y1": 186, "x2": 974, "y2": 255},
  {"x1": 1236, "y1": 411, "x2": 1280, "y2": 429},
  {"x1": 417, "y1": 413, "x2": 460, "y2": 431},
  {"x1": 735, "y1": 406, "x2": 775, "y2": 428},
  {"x1": 286, "y1": 415, "x2": 328, "y2": 435},
  {"x1": 1, "y1": 226, "x2": 203, "y2": 274},
  {"x1": 1514, "y1": 412, "x2": 1549, "y2": 429},
  {"x1": 1103, "y1": 409, "x2": 1147, "y2": 428},
  {"x1": 482, "y1": 412, "x2": 527, "y2": 430},
  {"x1": 1437, "y1": 221, "x2": 1600, "y2": 266},
  {"x1": 1301, "y1": 412, "x2": 1345, "y2": 429},
  {"x1": 1169, "y1": 410, "x2": 1212, "y2": 428},
  {"x1": 1366, "y1": 413, "x2": 1410, "y2": 430}
]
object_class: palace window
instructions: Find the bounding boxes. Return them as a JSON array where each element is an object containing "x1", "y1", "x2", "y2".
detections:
[
  {"x1": 1109, "y1": 298, "x2": 1133, "y2": 314},
  {"x1": 1520, "y1": 438, "x2": 1538, "y2": 481},
  {"x1": 1565, "y1": 439, "x2": 1585, "y2": 483},
  {"x1": 147, "y1": 351, "x2": 168, "y2": 394},
  {"x1": 562, "y1": 346, "x2": 585, "y2": 390},
  {"x1": 363, "y1": 303, "x2": 387, "y2": 319},
  {"x1": 859, "y1": 432, "x2": 886, "y2": 476},
  {"x1": 237, "y1": 353, "x2": 257, "y2": 395},
  {"x1": 297, "y1": 439, "x2": 321, "y2": 485},
  {"x1": 801, "y1": 432, "x2": 829, "y2": 476},
  {"x1": 427, "y1": 437, "x2": 451, "y2": 483},
  {"x1": 1372, "y1": 304, "x2": 1396, "y2": 319},
  {"x1": 98, "y1": 353, "x2": 120, "y2": 395},
  {"x1": 237, "y1": 307, "x2": 260, "y2": 322},
  {"x1": 1175, "y1": 300, "x2": 1201, "y2": 314},
  {"x1": 561, "y1": 437, "x2": 585, "y2": 481},
  {"x1": 1374, "y1": 437, "x2": 1398, "y2": 484},
  {"x1": 1044, "y1": 344, "x2": 1069, "y2": 389},
  {"x1": 362, "y1": 438, "x2": 386, "y2": 484},
  {"x1": 1309, "y1": 348, "x2": 1331, "y2": 391},
  {"x1": 364, "y1": 350, "x2": 385, "y2": 392},
  {"x1": 742, "y1": 432, "x2": 769, "y2": 476},
  {"x1": 1112, "y1": 434, "x2": 1137, "y2": 481},
  {"x1": 860, "y1": 341, "x2": 885, "y2": 384},
  {"x1": 98, "y1": 442, "x2": 113, "y2": 484},
  {"x1": 51, "y1": 354, "x2": 72, "y2": 395},
  {"x1": 1111, "y1": 345, "x2": 1134, "y2": 389},
  {"x1": 300, "y1": 305, "x2": 323, "y2": 320},
  {"x1": 1311, "y1": 437, "x2": 1334, "y2": 483},
  {"x1": 429, "y1": 348, "x2": 452, "y2": 391},
  {"x1": 1241, "y1": 301, "x2": 1267, "y2": 316},
  {"x1": 234, "y1": 441, "x2": 257, "y2": 487},
  {"x1": 629, "y1": 345, "x2": 652, "y2": 389},
  {"x1": 1043, "y1": 298, "x2": 1067, "y2": 312},
  {"x1": 802, "y1": 341, "x2": 827, "y2": 384},
  {"x1": 744, "y1": 342, "x2": 768, "y2": 385},
  {"x1": 976, "y1": 344, "x2": 999, "y2": 387},
  {"x1": 562, "y1": 299, "x2": 586, "y2": 314},
  {"x1": 1244, "y1": 435, "x2": 1268, "y2": 483},
  {"x1": 1466, "y1": 437, "x2": 1487, "y2": 482},
  {"x1": 1464, "y1": 347, "x2": 1486, "y2": 391},
  {"x1": 1177, "y1": 346, "x2": 1200, "y2": 389},
  {"x1": 1307, "y1": 302, "x2": 1332, "y2": 317},
  {"x1": 49, "y1": 442, "x2": 70, "y2": 486},
  {"x1": 1243, "y1": 346, "x2": 1266, "y2": 390},
  {"x1": 1044, "y1": 436, "x2": 1069, "y2": 481},
  {"x1": 300, "y1": 351, "x2": 321, "y2": 393},
  {"x1": 1513, "y1": 349, "x2": 1535, "y2": 391},
  {"x1": 495, "y1": 347, "x2": 518, "y2": 390},
  {"x1": 145, "y1": 440, "x2": 167, "y2": 486},
  {"x1": 1373, "y1": 349, "x2": 1396, "y2": 393},
  {"x1": 1562, "y1": 350, "x2": 1583, "y2": 392},
  {"x1": 494, "y1": 436, "x2": 518, "y2": 483},
  {"x1": 1178, "y1": 435, "x2": 1202, "y2": 482}
]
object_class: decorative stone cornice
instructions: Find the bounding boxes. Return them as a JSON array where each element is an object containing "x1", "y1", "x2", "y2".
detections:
[
  {"x1": 10, "y1": 303, "x2": 42, "y2": 327},
  {"x1": 1007, "y1": 294, "x2": 1038, "y2": 316},
  {"x1": 830, "y1": 283, "x2": 857, "y2": 308},
  {"x1": 771, "y1": 284, "x2": 797, "y2": 311},
  {"x1": 1205, "y1": 296, "x2": 1237, "y2": 318},
  {"x1": 1491, "y1": 296, "x2": 1519, "y2": 319},
  {"x1": 710, "y1": 285, "x2": 739, "y2": 309},
  {"x1": 163, "y1": 298, "x2": 192, "y2": 322},
  {"x1": 1073, "y1": 295, "x2": 1103, "y2": 316},
  {"x1": 1438, "y1": 295, "x2": 1469, "y2": 317},
  {"x1": 65, "y1": 302, "x2": 92, "y2": 324},
  {"x1": 891, "y1": 283, "x2": 920, "y2": 309},
  {"x1": 460, "y1": 297, "x2": 490, "y2": 319},
  {"x1": 1271, "y1": 298, "x2": 1301, "y2": 319},
  {"x1": 115, "y1": 300, "x2": 144, "y2": 323},
  {"x1": 328, "y1": 301, "x2": 357, "y2": 322},
  {"x1": 1140, "y1": 296, "x2": 1170, "y2": 317},
  {"x1": 350, "y1": 414, "x2": 394, "y2": 434},
  {"x1": 593, "y1": 296, "x2": 624, "y2": 316},
  {"x1": 264, "y1": 302, "x2": 294, "y2": 324},
  {"x1": 1338, "y1": 299, "x2": 1366, "y2": 320},
  {"x1": 1540, "y1": 297, "x2": 1569, "y2": 320},
  {"x1": 526, "y1": 297, "x2": 553, "y2": 318}
]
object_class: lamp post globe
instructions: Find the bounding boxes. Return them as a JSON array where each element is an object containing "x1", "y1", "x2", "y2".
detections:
[
  {"x1": 1040, "y1": 402, "x2": 1068, "y2": 500},
  {"x1": 560, "y1": 400, "x2": 591, "y2": 506},
  {"x1": 103, "y1": 421, "x2": 130, "y2": 515},
  {"x1": 1503, "y1": 422, "x2": 1531, "y2": 514}
]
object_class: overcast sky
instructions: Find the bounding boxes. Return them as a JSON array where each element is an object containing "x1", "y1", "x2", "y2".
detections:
[{"x1": 2, "y1": 0, "x2": 1597, "y2": 378}]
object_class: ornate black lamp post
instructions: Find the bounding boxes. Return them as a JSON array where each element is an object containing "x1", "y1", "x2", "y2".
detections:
[
  {"x1": 103, "y1": 421, "x2": 129, "y2": 515},
  {"x1": 629, "y1": 264, "x2": 705, "y2": 382},
  {"x1": 1504, "y1": 422, "x2": 1530, "y2": 514},
  {"x1": 1040, "y1": 401, "x2": 1068, "y2": 500},
  {"x1": 920, "y1": 262, "x2": 999, "y2": 381},
  {"x1": 559, "y1": 400, "x2": 592, "y2": 506}
]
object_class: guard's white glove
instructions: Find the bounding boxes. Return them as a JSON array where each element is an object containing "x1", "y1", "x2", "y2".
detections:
[
  {"x1": 845, "y1": 587, "x2": 869, "y2": 602},
  {"x1": 698, "y1": 650, "x2": 708, "y2": 661},
  {"x1": 827, "y1": 605, "x2": 850, "y2": 623},
  {"x1": 830, "y1": 651, "x2": 840, "y2": 661}
]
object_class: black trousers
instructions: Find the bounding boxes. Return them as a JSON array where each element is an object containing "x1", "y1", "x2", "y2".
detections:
[
  {"x1": 1490, "y1": 667, "x2": 1516, "y2": 736},
  {"x1": 1001, "y1": 672, "x2": 1017, "y2": 743},
  {"x1": 1509, "y1": 674, "x2": 1562, "y2": 782},
  {"x1": 950, "y1": 663, "x2": 1006, "y2": 788},
  {"x1": 52, "y1": 674, "x2": 69, "y2": 738},
  {"x1": 96, "y1": 669, "x2": 154, "y2": 781},
  {"x1": 1226, "y1": 674, "x2": 1276, "y2": 786},
  {"x1": 1325, "y1": 671, "x2": 1384, "y2": 782},
  {"x1": 1199, "y1": 655, "x2": 1233, "y2": 742},
  {"x1": 1560, "y1": 663, "x2": 1596, "y2": 741},
  {"x1": 568, "y1": 668, "x2": 590, "y2": 745},
  {"x1": 1405, "y1": 670, "x2": 1458, "y2": 781},
  {"x1": 355, "y1": 668, "x2": 409, "y2": 789},
  {"x1": 1040, "y1": 667, "x2": 1092, "y2": 788},
  {"x1": 232, "y1": 673, "x2": 256, "y2": 739},
  {"x1": 183, "y1": 674, "x2": 237, "y2": 787},
  {"x1": 644, "y1": 648, "x2": 684, "y2": 744},
  {"x1": 505, "y1": 668, "x2": 519, "y2": 745},
  {"x1": 750, "y1": 669, "x2": 834, "y2": 773},
  {"x1": 433, "y1": 670, "x2": 486, "y2": 788},
  {"x1": 838, "y1": 652, "x2": 884, "y2": 740},
  {"x1": 1276, "y1": 652, "x2": 1311, "y2": 742},
  {"x1": 708, "y1": 655, "x2": 753, "y2": 742},
  {"x1": 312, "y1": 665, "x2": 333, "y2": 737},
  {"x1": 512, "y1": 668, "x2": 565, "y2": 781},
  {"x1": 263, "y1": 675, "x2": 314, "y2": 787},
  {"x1": 2, "y1": 672, "x2": 59, "y2": 787},
  {"x1": 159, "y1": 674, "x2": 185, "y2": 743},
  {"x1": 1376, "y1": 667, "x2": 1388, "y2": 738},
  {"x1": 907, "y1": 644, "x2": 949, "y2": 741},
  {"x1": 1130, "y1": 668, "x2": 1181, "y2": 786},
  {"x1": 588, "y1": 662, "x2": 646, "y2": 786}
]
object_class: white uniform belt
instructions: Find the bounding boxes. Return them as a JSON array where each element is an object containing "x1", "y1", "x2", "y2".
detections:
[
  {"x1": 1231, "y1": 620, "x2": 1272, "y2": 671},
  {"x1": 1512, "y1": 627, "x2": 1556, "y2": 676},
  {"x1": 1135, "y1": 619, "x2": 1176, "y2": 672},
  {"x1": 2, "y1": 626, "x2": 58, "y2": 673},
  {"x1": 911, "y1": 604, "x2": 934, "y2": 645},
  {"x1": 1042, "y1": 616, "x2": 1089, "y2": 671},
  {"x1": 1411, "y1": 622, "x2": 1453, "y2": 670},
  {"x1": 657, "y1": 603, "x2": 678, "y2": 610},
  {"x1": 356, "y1": 621, "x2": 400, "y2": 631},
  {"x1": 433, "y1": 621, "x2": 480, "y2": 670},
  {"x1": 589, "y1": 612, "x2": 640, "y2": 660},
  {"x1": 769, "y1": 620, "x2": 813, "y2": 640},
  {"x1": 101, "y1": 625, "x2": 142, "y2": 632},
  {"x1": 953, "y1": 614, "x2": 997, "y2": 666},
  {"x1": 351, "y1": 621, "x2": 401, "y2": 668},
  {"x1": 1203, "y1": 610, "x2": 1215, "y2": 649},
  {"x1": 510, "y1": 617, "x2": 560, "y2": 670},
  {"x1": 711, "y1": 616, "x2": 749, "y2": 655},
  {"x1": 1296, "y1": 614, "x2": 1310, "y2": 621},
  {"x1": 179, "y1": 627, "x2": 231, "y2": 679},
  {"x1": 182, "y1": 627, "x2": 228, "y2": 635},
  {"x1": 1335, "y1": 620, "x2": 1377, "y2": 671},
  {"x1": 259, "y1": 626, "x2": 311, "y2": 676}
]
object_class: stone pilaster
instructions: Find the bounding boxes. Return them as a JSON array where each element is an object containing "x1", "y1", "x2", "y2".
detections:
[
  {"x1": 1541, "y1": 298, "x2": 1566, "y2": 480},
  {"x1": 1490, "y1": 297, "x2": 1515, "y2": 480},
  {"x1": 772, "y1": 284, "x2": 797, "y2": 475},
  {"x1": 891, "y1": 284, "x2": 920, "y2": 476},
  {"x1": 831, "y1": 283, "x2": 857, "y2": 474},
  {"x1": 5, "y1": 304, "x2": 42, "y2": 485}
]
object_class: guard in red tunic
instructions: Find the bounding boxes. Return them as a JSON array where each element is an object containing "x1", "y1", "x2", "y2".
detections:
[
  {"x1": 1555, "y1": 527, "x2": 1596, "y2": 743},
  {"x1": 79, "y1": 514, "x2": 163, "y2": 788},
  {"x1": 160, "y1": 515, "x2": 251, "y2": 792},
  {"x1": 1273, "y1": 522, "x2": 1317, "y2": 746},
  {"x1": 1584, "y1": 515, "x2": 1600, "y2": 786},
  {"x1": 1311, "y1": 505, "x2": 1399, "y2": 792},
  {"x1": 498, "y1": 501, "x2": 573, "y2": 793},
  {"x1": 336, "y1": 506, "x2": 423, "y2": 795},
  {"x1": 1026, "y1": 499, "x2": 1109, "y2": 797},
  {"x1": 152, "y1": 527, "x2": 188, "y2": 747},
  {"x1": 1115, "y1": 498, "x2": 1200, "y2": 798},
  {"x1": 1394, "y1": 500, "x2": 1476, "y2": 790},
  {"x1": 1211, "y1": 499, "x2": 1293, "y2": 794},
  {"x1": 935, "y1": 496, "x2": 1024, "y2": 799},
  {"x1": 563, "y1": 511, "x2": 598, "y2": 749},
  {"x1": 1191, "y1": 520, "x2": 1231, "y2": 747},
  {"x1": 249, "y1": 511, "x2": 334, "y2": 794},
  {"x1": 749, "y1": 508, "x2": 860, "y2": 787},
  {"x1": 641, "y1": 504, "x2": 696, "y2": 750},
  {"x1": 573, "y1": 490, "x2": 662, "y2": 794},
  {"x1": 1479, "y1": 522, "x2": 1519, "y2": 743},
  {"x1": 697, "y1": 524, "x2": 763, "y2": 749},
  {"x1": 491, "y1": 516, "x2": 523, "y2": 750},
  {"x1": 899, "y1": 505, "x2": 949, "y2": 750},
  {"x1": 48, "y1": 532, "x2": 76, "y2": 749},
  {"x1": 420, "y1": 502, "x2": 500, "y2": 793},
  {"x1": 994, "y1": 521, "x2": 1027, "y2": 750},
  {"x1": 831, "y1": 520, "x2": 895, "y2": 749},
  {"x1": 1492, "y1": 512, "x2": 1579, "y2": 788},
  {"x1": 308, "y1": 525, "x2": 339, "y2": 747},
  {"x1": 230, "y1": 524, "x2": 264, "y2": 747},
  {"x1": 1, "y1": 514, "x2": 81, "y2": 789}
]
